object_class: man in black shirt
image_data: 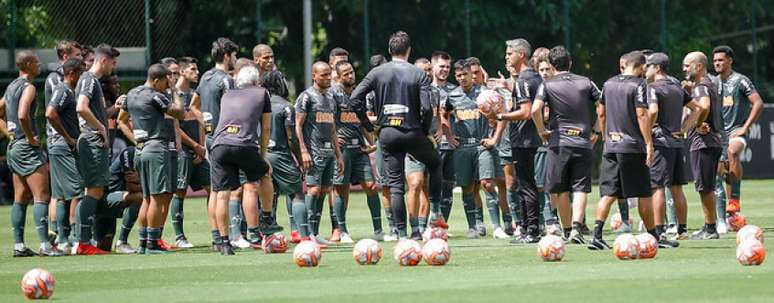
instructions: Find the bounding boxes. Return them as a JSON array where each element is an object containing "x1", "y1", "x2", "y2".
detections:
[
  {"x1": 588, "y1": 51, "x2": 656, "y2": 250},
  {"x1": 683, "y1": 51, "x2": 723, "y2": 240},
  {"x1": 350, "y1": 31, "x2": 440, "y2": 239},
  {"x1": 531, "y1": 46, "x2": 602, "y2": 244}
]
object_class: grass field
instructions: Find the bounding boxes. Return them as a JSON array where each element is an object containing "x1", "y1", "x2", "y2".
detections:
[{"x1": 1, "y1": 180, "x2": 773, "y2": 302}]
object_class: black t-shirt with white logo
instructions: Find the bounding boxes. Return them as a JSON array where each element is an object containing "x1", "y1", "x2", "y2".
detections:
[
  {"x1": 600, "y1": 75, "x2": 648, "y2": 154},
  {"x1": 535, "y1": 72, "x2": 602, "y2": 149}
]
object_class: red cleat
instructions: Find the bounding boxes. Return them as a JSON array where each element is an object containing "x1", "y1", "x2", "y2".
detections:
[
  {"x1": 329, "y1": 228, "x2": 341, "y2": 242},
  {"x1": 726, "y1": 198, "x2": 741, "y2": 214},
  {"x1": 76, "y1": 243, "x2": 109, "y2": 255},
  {"x1": 158, "y1": 239, "x2": 176, "y2": 251},
  {"x1": 290, "y1": 230, "x2": 301, "y2": 244},
  {"x1": 429, "y1": 215, "x2": 449, "y2": 229}
]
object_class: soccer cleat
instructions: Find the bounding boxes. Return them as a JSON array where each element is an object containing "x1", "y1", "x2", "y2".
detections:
[
  {"x1": 76, "y1": 243, "x2": 109, "y2": 255},
  {"x1": 690, "y1": 228, "x2": 720, "y2": 240},
  {"x1": 587, "y1": 237, "x2": 611, "y2": 250},
  {"x1": 716, "y1": 221, "x2": 728, "y2": 234},
  {"x1": 175, "y1": 238, "x2": 195, "y2": 249},
  {"x1": 339, "y1": 232, "x2": 354, "y2": 243},
  {"x1": 726, "y1": 198, "x2": 740, "y2": 214},
  {"x1": 546, "y1": 223, "x2": 563, "y2": 237},
  {"x1": 511, "y1": 234, "x2": 540, "y2": 244},
  {"x1": 220, "y1": 243, "x2": 235, "y2": 256},
  {"x1": 211, "y1": 242, "x2": 222, "y2": 252},
  {"x1": 311, "y1": 235, "x2": 330, "y2": 249},
  {"x1": 39, "y1": 246, "x2": 66, "y2": 257},
  {"x1": 513, "y1": 225, "x2": 524, "y2": 238},
  {"x1": 115, "y1": 242, "x2": 137, "y2": 254},
  {"x1": 665, "y1": 224, "x2": 678, "y2": 236},
  {"x1": 145, "y1": 240, "x2": 170, "y2": 255},
  {"x1": 658, "y1": 236, "x2": 680, "y2": 248},
  {"x1": 618, "y1": 222, "x2": 632, "y2": 234},
  {"x1": 329, "y1": 228, "x2": 341, "y2": 242},
  {"x1": 136, "y1": 246, "x2": 146, "y2": 255},
  {"x1": 476, "y1": 222, "x2": 487, "y2": 237},
  {"x1": 248, "y1": 238, "x2": 262, "y2": 250},
  {"x1": 580, "y1": 223, "x2": 592, "y2": 236},
  {"x1": 428, "y1": 213, "x2": 449, "y2": 229},
  {"x1": 569, "y1": 229, "x2": 586, "y2": 244},
  {"x1": 466, "y1": 228, "x2": 479, "y2": 239},
  {"x1": 382, "y1": 233, "x2": 398, "y2": 242},
  {"x1": 290, "y1": 230, "x2": 302, "y2": 244},
  {"x1": 231, "y1": 237, "x2": 252, "y2": 249},
  {"x1": 493, "y1": 227, "x2": 510, "y2": 239},
  {"x1": 260, "y1": 220, "x2": 284, "y2": 236},
  {"x1": 638, "y1": 221, "x2": 646, "y2": 233},
  {"x1": 48, "y1": 230, "x2": 58, "y2": 246},
  {"x1": 371, "y1": 230, "x2": 385, "y2": 242},
  {"x1": 58, "y1": 243, "x2": 73, "y2": 255},
  {"x1": 410, "y1": 230, "x2": 422, "y2": 241},
  {"x1": 504, "y1": 225, "x2": 515, "y2": 236},
  {"x1": 13, "y1": 247, "x2": 38, "y2": 257}
]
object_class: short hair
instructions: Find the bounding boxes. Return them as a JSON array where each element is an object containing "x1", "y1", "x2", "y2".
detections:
[
  {"x1": 147, "y1": 63, "x2": 170, "y2": 81},
  {"x1": 15, "y1": 50, "x2": 37, "y2": 69},
  {"x1": 466, "y1": 57, "x2": 482, "y2": 66},
  {"x1": 56, "y1": 40, "x2": 82, "y2": 60},
  {"x1": 431, "y1": 51, "x2": 451, "y2": 63},
  {"x1": 640, "y1": 49, "x2": 655, "y2": 56},
  {"x1": 159, "y1": 57, "x2": 178, "y2": 68},
  {"x1": 453, "y1": 59, "x2": 469, "y2": 72},
  {"x1": 211, "y1": 37, "x2": 239, "y2": 63},
  {"x1": 62, "y1": 58, "x2": 86, "y2": 75},
  {"x1": 506, "y1": 38, "x2": 532, "y2": 58},
  {"x1": 621, "y1": 51, "x2": 646, "y2": 68},
  {"x1": 178, "y1": 56, "x2": 198, "y2": 69},
  {"x1": 329, "y1": 47, "x2": 349, "y2": 59},
  {"x1": 235, "y1": 65, "x2": 260, "y2": 88},
  {"x1": 548, "y1": 46, "x2": 571, "y2": 71},
  {"x1": 414, "y1": 57, "x2": 430, "y2": 65},
  {"x1": 252, "y1": 44, "x2": 272, "y2": 58},
  {"x1": 713, "y1": 45, "x2": 734, "y2": 60},
  {"x1": 80, "y1": 44, "x2": 94, "y2": 56},
  {"x1": 260, "y1": 70, "x2": 289, "y2": 98},
  {"x1": 234, "y1": 57, "x2": 254, "y2": 72},
  {"x1": 388, "y1": 31, "x2": 411, "y2": 56},
  {"x1": 686, "y1": 51, "x2": 708, "y2": 68},
  {"x1": 335, "y1": 60, "x2": 352, "y2": 73},
  {"x1": 530, "y1": 47, "x2": 550, "y2": 69},
  {"x1": 369, "y1": 54, "x2": 387, "y2": 68},
  {"x1": 94, "y1": 43, "x2": 120, "y2": 59}
]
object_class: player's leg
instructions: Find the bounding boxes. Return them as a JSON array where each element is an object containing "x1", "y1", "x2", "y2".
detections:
[
  {"x1": 479, "y1": 149, "x2": 507, "y2": 239},
  {"x1": 112, "y1": 191, "x2": 142, "y2": 253},
  {"x1": 726, "y1": 136, "x2": 745, "y2": 213},
  {"x1": 439, "y1": 149, "x2": 456, "y2": 223},
  {"x1": 569, "y1": 148, "x2": 592, "y2": 245},
  {"x1": 332, "y1": 149, "x2": 353, "y2": 242},
  {"x1": 691, "y1": 148, "x2": 722, "y2": 240},
  {"x1": 210, "y1": 145, "x2": 241, "y2": 255},
  {"x1": 171, "y1": 154, "x2": 190, "y2": 247},
  {"x1": 511, "y1": 148, "x2": 539, "y2": 243},
  {"x1": 25, "y1": 164, "x2": 60, "y2": 255},
  {"x1": 228, "y1": 186, "x2": 247, "y2": 246},
  {"x1": 406, "y1": 167, "x2": 424, "y2": 239},
  {"x1": 495, "y1": 174, "x2": 513, "y2": 235},
  {"x1": 361, "y1": 179, "x2": 383, "y2": 238},
  {"x1": 10, "y1": 173, "x2": 35, "y2": 256},
  {"x1": 75, "y1": 137, "x2": 109, "y2": 255}
]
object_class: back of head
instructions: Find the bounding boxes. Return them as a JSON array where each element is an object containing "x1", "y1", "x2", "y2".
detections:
[
  {"x1": 160, "y1": 57, "x2": 178, "y2": 68},
  {"x1": 62, "y1": 58, "x2": 86, "y2": 75},
  {"x1": 261, "y1": 70, "x2": 289, "y2": 98},
  {"x1": 56, "y1": 40, "x2": 82, "y2": 61},
  {"x1": 329, "y1": 47, "x2": 349, "y2": 60},
  {"x1": 15, "y1": 50, "x2": 37, "y2": 69},
  {"x1": 621, "y1": 50, "x2": 645, "y2": 69},
  {"x1": 506, "y1": 38, "x2": 532, "y2": 58},
  {"x1": 414, "y1": 58, "x2": 429, "y2": 65},
  {"x1": 369, "y1": 54, "x2": 387, "y2": 68},
  {"x1": 235, "y1": 65, "x2": 260, "y2": 89},
  {"x1": 147, "y1": 63, "x2": 169, "y2": 81},
  {"x1": 548, "y1": 46, "x2": 571, "y2": 72},
  {"x1": 211, "y1": 37, "x2": 239, "y2": 63},
  {"x1": 388, "y1": 31, "x2": 411, "y2": 56},
  {"x1": 234, "y1": 58, "x2": 254, "y2": 73},
  {"x1": 94, "y1": 43, "x2": 120, "y2": 60}
]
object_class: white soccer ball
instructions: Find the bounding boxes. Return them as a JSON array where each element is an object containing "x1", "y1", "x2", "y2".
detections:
[
  {"x1": 736, "y1": 225, "x2": 764, "y2": 245},
  {"x1": 537, "y1": 235, "x2": 566, "y2": 261},
  {"x1": 635, "y1": 233, "x2": 658, "y2": 259},
  {"x1": 21, "y1": 268, "x2": 55, "y2": 299},
  {"x1": 422, "y1": 238, "x2": 451, "y2": 266},
  {"x1": 293, "y1": 240, "x2": 321, "y2": 267},
  {"x1": 736, "y1": 239, "x2": 766, "y2": 266},
  {"x1": 393, "y1": 239, "x2": 422, "y2": 266},
  {"x1": 353, "y1": 239, "x2": 382, "y2": 265},
  {"x1": 613, "y1": 234, "x2": 640, "y2": 260},
  {"x1": 476, "y1": 89, "x2": 506, "y2": 115},
  {"x1": 262, "y1": 232, "x2": 289, "y2": 253}
]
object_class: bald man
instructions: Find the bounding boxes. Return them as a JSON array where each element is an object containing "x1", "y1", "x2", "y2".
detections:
[
  {"x1": 252, "y1": 44, "x2": 275, "y2": 75},
  {"x1": 296, "y1": 62, "x2": 344, "y2": 245}
]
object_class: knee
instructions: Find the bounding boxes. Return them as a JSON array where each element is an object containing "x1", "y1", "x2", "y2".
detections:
[{"x1": 480, "y1": 180, "x2": 495, "y2": 192}]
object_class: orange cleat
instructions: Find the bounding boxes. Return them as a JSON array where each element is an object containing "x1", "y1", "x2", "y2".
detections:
[
  {"x1": 290, "y1": 230, "x2": 301, "y2": 244},
  {"x1": 726, "y1": 198, "x2": 741, "y2": 214},
  {"x1": 329, "y1": 228, "x2": 341, "y2": 242},
  {"x1": 76, "y1": 243, "x2": 109, "y2": 255},
  {"x1": 158, "y1": 239, "x2": 176, "y2": 251},
  {"x1": 429, "y1": 214, "x2": 449, "y2": 229}
]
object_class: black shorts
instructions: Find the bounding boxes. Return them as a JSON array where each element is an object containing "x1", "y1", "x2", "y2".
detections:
[
  {"x1": 650, "y1": 146, "x2": 688, "y2": 188},
  {"x1": 690, "y1": 147, "x2": 722, "y2": 193},
  {"x1": 600, "y1": 153, "x2": 651, "y2": 198},
  {"x1": 545, "y1": 146, "x2": 592, "y2": 194},
  {"x1": 210, "y1": 144, "x2": 270, "y2": 192}
]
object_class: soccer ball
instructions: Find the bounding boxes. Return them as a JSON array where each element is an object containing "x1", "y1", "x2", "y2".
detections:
[
  {"x1": 736, "y1": 225, "x2": 764, "y2": 245},
  {"x1": 21, "y1": 268, "x2": 55, "y2": 300},
  {"x1": 613, "y1": 234, "x2": 640, "y2": 260},
  {"x1": 537, "y1": 235, "x2": 566, "y2": 262},
  {"x1": 353, "y1": 239, "x2": 382, "y2": 265},
  {"x1": 476, "y1": 89, "x2": 505, "y2": 115},
  {"x1": 726, "y1": 213, "x2": 747, "y2": 232},
  {"x1": 293, "y1": 241, "x2": 321, "y2": 267},
  {"x1": 610, "y1": 213, "x2": 632, "y2": 232},
  {"x1": 422, "y1": 238, "x2": 451, "y2": 266},
  {"x1": 736, "y1": 239, "x2": 766, "y2": 266},
  {"x1": 393, "y1": 239, "x2": 422, "y2": 266},
  {"x1": 262, "y1": 232, "x2": 288, "y2": 253},
  {"x1": 423, "y1": 227, "x2": 449, "y2": 242},
  {"x1": 635, "y1": 233, "x2": 658, "y2": 259}
]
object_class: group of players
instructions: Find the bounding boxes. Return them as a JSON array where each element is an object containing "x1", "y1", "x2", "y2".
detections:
[{"x1": 2, "y1": 31, "x2": 762, "y2": 256}]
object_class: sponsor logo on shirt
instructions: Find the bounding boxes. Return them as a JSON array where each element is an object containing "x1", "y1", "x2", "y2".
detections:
[{"x1": 315, "y1": 112, "x2": 335, "y2": 124}]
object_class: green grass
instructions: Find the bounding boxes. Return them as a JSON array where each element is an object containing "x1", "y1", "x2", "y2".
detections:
[{"x1": 1, "y1": 180, "x2": 774, "y2": 302}]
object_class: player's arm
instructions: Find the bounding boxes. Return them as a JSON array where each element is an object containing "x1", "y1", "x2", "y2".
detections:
[
  {"x1": 18, "y1": 84, "x2": 40, "y2": 146},
  {"x1": 483, "y1": 120, "x2": 506, "y2": 149},
  {"x1": 105, "y1": 95, "x2": 123, "y2": 117},
  {"x1": 164, "y1": 87, "x2": 185, "y2": 120},
  {"x1": 261, "y1": 112, "x2": 271, "y2": 158},
  {"x1": 295, "y1": 106, "x2": 311, "y2": 171},
  {"x1": 349, "y1": 71, "x2": 376, "y2": 132},
  {"x1": 117, "y1": 109, "x2": 136, "y2": 145},
  {"x1": 0, "y1": 97, "x2": 8, "y2": 138},
  {"x1": 332, "y1": 121, "x2": 344, "y2": 175},
  {"x1": 440, "y1": 99, "x2": 459, "y2": 147},
  {"x1": 76, "y1": 94, "x2": 108, "y2": 145},
  {"x1": 531, "y1": 98, "x2": 548, "y2": 143},
  {"x1": 681, "y1": 100, "x2": 703, "y2": 135},
  {"x1": 500, "y1": 81, "x2": 531, "y2": 121},
  {"x1": 738, "y1": 91, "x2": 764, "y2": 137},
  {"x1": 189, "y1": 93, "x2": 203, "y2": 123},
  {"x1": 637, "y1": 105, "x2": 654, "y2": 166},
  {"x1": 45, "y1": 92, "x2": 76, "y2": 148},
  {"x1": 360, "y1": 127, "x2": 376, "y2": 154}
]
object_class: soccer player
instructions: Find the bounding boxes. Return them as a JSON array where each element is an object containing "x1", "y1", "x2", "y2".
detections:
[
  {"x1": 170, "y1": 56, "x2": 209, "y2": 248},
  {"x1": 329, "y1": 47, "x2": 350, "y2": 81},
  {"x1": 1, "y1": 51, "x2": 60, "y2": 257},
  {"x1": 191, "y1": 37, "x2": 238, "y2": 250},
  {"x1": 252, "y1": 44, "x2": 275, "y2": 76},
  {"x1": 467, "y1": 57, "x2": 488, "y2": 86},
  {"x1": 46, "y1": 58, "x2": 85, "y2": 253},
  {"x1": 325, "y1": 47, "x2": 350, "y2": 240},
  {"x1": 682, "y1": 51, "x2": 724, "y2": 240},
  {"x1": 711, "y1": 45, "x2": 764, "y2": 224},
  {"x1": 331, "y1": 60, "x2": 383, "y2": 243},
  {"x1": 531, "y1": 46, "x2": 601, "y2": 244},
  {"x1": 444, "y1": 59, "x2": 505, "y2": 239},
  {"x1": 81, "y1": 45, "x2": 95, "y2": 70},
  {"x1": 587, "y1": 51, "x2": 656, "y2": 250},
  {"x1": 74, "y1": 44, "x2": 120, "y2": 255},
  {"x1": 430, "y1": 51, "x2": 458, "y2": 224},
  {"x1": 211, "y1": 65, "x2": 280, "y2": 255},
  {"x1": 99, "y1": 146, "x2": 142, "y2": 253},
  {"x1": 534, "y1": 51, "x2": 561, "y2": 235},
  {"x1": 124, "y1": 63, "x2": 185, "y2": 254},
  {"x1": 296, "y1": 62, "x2": 345, "y2": 245},
  {"x1": 644, "y1": 52, "x2": 699, "y2": 247},
  {"x1": 350, "y1": 31, "x2": 441, "y2": 240},
  {"x1": 497, "y1": 38, "x2": 544, "y2": 243}
]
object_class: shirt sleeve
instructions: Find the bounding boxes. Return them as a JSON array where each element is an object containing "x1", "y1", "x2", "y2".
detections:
[
  {"x1": 681, "y1": 88, "x2": 692, "y2": 106},
  {"x1": 739, "y1": 76, "x2": 757, "y2": 97},
  {"x1": 284, "y1": 105, "x2": 295, "y2": 127},
  {"x1": 152, "y1": 93, "x2": 171, "y2": 112},
  {"x1": 634, "y1": 81, "x2": 648, "y2": 108},
  {"x1": 589, "y1": 80, "x2": 602, "y2": 102},
  {"x1": 294, "y1": 92, "x2": 309, "y2": 114},
  {"x1": 647, "y1": 85, "x2": 658, "y2": 105},
  {"x1": 692, "y1": 84, "x2": 710, "y2": 100},
  {"x1": 535, "y1": 82, "x2": 547, "y2": 104},
  {"x1": 350, "y1": 70, "x2": 376, "y2": 132},
  {"x1": 48, "y1": 87, "x2": 66, "y2": 110},
  {"x1": 78, "y1": 76, "x2": 96, "y2": 100},
  {"x1": 514, "y1": 79, "x2": 532, "y2": 104}
]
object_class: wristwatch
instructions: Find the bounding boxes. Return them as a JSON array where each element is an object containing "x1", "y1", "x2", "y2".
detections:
[{"x1": 496, "y1": 113, "x2": 503, "y2": 121}]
